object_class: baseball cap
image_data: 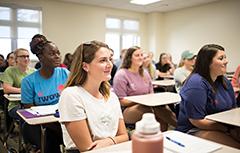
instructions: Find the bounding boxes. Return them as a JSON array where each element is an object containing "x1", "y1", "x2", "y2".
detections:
[{"x1": 181, "y1": 50, "x2": 195, "y2": 60}]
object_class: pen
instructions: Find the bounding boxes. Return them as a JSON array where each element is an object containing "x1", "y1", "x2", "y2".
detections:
[{"x1": 166, "y1": 136, "x2": 185, "y2": 147}]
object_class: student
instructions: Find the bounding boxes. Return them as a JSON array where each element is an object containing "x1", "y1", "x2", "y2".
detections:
[
  {"x1": 58, "y1": 40, "x2": 128, "y2": 153},
  {"x1": 231, "y1": 64, "x2": 240, "y2": 106},
  {"x1": 155, "y1": 53, "x2": 175, "y2": 80},
  {"x1": 1, "y1": 48, "x2": 35, "y2": 119},
  {"x1": 142, "y1": 52, "x2": 157, "y2": 80},
  {"x1": 63, "y1": 53, "x2": 73, "y2": 70},
  {"x1": 113, "y1": 46, "x2": 177, "y2": 131},
  {"x1": 2, "y1": 52, "x2": 16, "y2": 71},
  {"x1": 109, "y1": 48, "x2": 117, "y2": 85},
  {"x1": 0, "y1": 52, "x2": 15, "y2": 79},
  {"x1": 176, "y1": 44, "x2": 240, "y2": 149},
  {"x1": 231, "y1": 64, "x2": 240, "y2": 88},
  {"x1": 148, "y1": 51, "x2": 156, "y2": 65},
  {"x1": 21, "y1": 34, "x2": 69, "y2": 153},
  {"x1": 115, "y1": 48, "x2": 127, "y2": 69},
  {"x1": 173, "y1": 50, "x2": 196, "y2": 93},
  {"x1": 0, "y1": 54, "x2": 4, "y2": 67}
]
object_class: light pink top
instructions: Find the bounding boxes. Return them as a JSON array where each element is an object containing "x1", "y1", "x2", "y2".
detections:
[
  {"x1": 113, "y1": 69, "x2": 153, "y2": 99},
  {"x1": 231, "y1": 64, "x2": 240, "y2": 88}
]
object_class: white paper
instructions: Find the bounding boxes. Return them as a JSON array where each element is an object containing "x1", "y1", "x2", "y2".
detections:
[
  {"x1": 8, "y1": 94, "x2": 21, "y2": 98},
  {"x1": 163, "y1": 131, "x2": 222, "y2": 153},
  {"x1": 28, "y1": 103, "x2": 58, "y2": 115}
]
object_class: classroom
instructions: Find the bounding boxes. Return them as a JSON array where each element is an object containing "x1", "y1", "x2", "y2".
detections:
[
  {"x1": 0, "y1": 0, "x2": 240, "y2": 153},
  {"x1": 0, "y1": 0, "x2": 239, "y2": 71}
]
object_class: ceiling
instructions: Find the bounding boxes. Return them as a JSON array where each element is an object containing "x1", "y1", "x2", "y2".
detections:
[{"x1": 58, "y1": 0, "x2": 220, "y2": 13}]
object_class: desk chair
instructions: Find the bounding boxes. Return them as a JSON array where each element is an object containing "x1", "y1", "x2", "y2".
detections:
[{"x1": 1, "y1": 94, "x2": 23, "y2": 153}]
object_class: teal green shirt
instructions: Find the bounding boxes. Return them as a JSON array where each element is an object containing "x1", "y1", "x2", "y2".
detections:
[{"x1": 2, "y1": 66, "x2": 35, "y2": 110}]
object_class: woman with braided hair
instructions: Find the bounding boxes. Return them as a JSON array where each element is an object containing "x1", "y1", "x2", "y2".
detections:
[{"x1": 21, "y1": 34, "x2": 69, "y2": 153}]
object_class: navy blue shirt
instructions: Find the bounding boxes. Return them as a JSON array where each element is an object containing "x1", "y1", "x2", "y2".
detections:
[{"x1": 176, "y1": 73, "x2": 236, "y2": 132}]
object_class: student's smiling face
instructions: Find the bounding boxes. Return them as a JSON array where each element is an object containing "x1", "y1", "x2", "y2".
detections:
[
  {"x1": 15, "y1": 50, "x2": 30, "y2": 67},
  {"x1": 131, "y1": 49, "x2": 143, "y2": 68},
  {"x1": 40, "y1": 43, "x2": 61, "y2": 68},
  {"x1": 210, "y1": 50, "x2": 228, "y2": 77},
  {"x1": 84, "y1": 47, "x2": 113, "y2": 82}
]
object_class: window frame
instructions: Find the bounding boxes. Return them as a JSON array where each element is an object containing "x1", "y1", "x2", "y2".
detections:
[
  {"x1": 0, "y1": 3, "x2": 42, "y2": 60},
  {"x1": 105, "y1": 16, "x2": 140, "y2": 60}
]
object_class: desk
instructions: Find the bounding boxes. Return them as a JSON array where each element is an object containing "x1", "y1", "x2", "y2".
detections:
[
  {"x1": 152, "y1": 80, "x2": 175, "y2": 86},
  {"x1": 17, "y1": 108, "x2": 59, "y2": 153},
  {"x1": 124, "y1": 92, "x2": 180, "y2": 106},
  {"x1": 152, "y1": 79, "x2": 176, "y2": 92},
  {"x1": 162, "y1": 75, "x2": 174, "y2": 79},
  {"x1": 206, "y1": 108, "x2": 240, "y2": 127},
  {"x1": 4, "y1": 94, "x2": 21, "y2": 101},
  {"x1": 83, "y1": 131, "x2": 240, "y2": 153},
  {"x1": 17, "y1": 110, "x2": 59, "y2": 125}
]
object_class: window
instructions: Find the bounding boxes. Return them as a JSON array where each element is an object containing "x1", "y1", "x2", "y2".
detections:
[
  {"x1": 0, "y1": 5, "x2": 42, "y2": 60},
  {"x1": 105, "y1": 17, "x2": 140, "y2": 59}
]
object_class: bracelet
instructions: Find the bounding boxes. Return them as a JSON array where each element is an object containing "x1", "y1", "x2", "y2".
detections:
[{"x1": 108, "y1": 137, "x2": 116, "y2": 144}]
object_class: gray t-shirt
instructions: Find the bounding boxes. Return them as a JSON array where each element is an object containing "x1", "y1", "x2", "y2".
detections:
[{"x1": 173, "y1": 67, "x2": 191, "y2": 93}]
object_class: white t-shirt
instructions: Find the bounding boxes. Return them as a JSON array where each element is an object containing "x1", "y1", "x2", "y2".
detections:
[{"x1": 58, "y1": 86, "x2": 123, "y2": 149}]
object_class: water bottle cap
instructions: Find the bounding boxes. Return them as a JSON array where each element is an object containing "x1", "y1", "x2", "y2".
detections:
[{"x1": 135, "y1": 113, "x2": 160, "y2": 134}]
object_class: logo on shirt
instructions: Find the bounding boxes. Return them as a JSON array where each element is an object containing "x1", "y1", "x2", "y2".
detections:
[
  {"x1": 38, "y1": 92, "x2": 43, "y2": 97},
  {"x1": 58, "y1": 84, "x2": 64, "y2": 92},
  {"x1": 38, "y1": 93, "x2": 60, "y2": 103}
]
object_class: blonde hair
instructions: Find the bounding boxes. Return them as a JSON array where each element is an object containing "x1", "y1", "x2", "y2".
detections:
[
  {"x1": 14, "y1": 48, "x2": 29, "y2": 57},
  {"x1": 65, "y1": 40, "x2": 111, "y2": 100}
]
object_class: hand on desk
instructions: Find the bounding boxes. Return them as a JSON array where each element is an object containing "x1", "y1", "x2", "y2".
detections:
[{"x1": 88, "y1": 138, "x2": 115, "y2": 150}]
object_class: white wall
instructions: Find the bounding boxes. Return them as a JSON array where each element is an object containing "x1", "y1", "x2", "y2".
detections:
[
  {"x1": 161, "y1": 0, "x2": 240, "y2": 71},
  {"x1": 146, "y1": 12, "x2": 164, "y2": 59},
  {"x1": 1, "y1": 0, "x2": 147, "y2": 58}
]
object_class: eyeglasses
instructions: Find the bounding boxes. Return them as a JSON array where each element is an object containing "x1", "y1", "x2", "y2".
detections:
[{"x1": 17, "y1": 55, "x2": 30, "y2": 59}]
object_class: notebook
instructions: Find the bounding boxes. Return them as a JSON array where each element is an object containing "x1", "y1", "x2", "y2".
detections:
[
  {"x1": 18, "y1": 104, "x2": 58, "y2": 118},
  {"x1": 163, "y1": 131, "x2": 222, "y2": 153},
  {"x1": 29, "y1": 104, "x2": 58, "y2": 116}
]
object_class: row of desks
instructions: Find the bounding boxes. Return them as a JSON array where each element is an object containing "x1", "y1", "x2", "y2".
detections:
[
  {"x1": 3, "y1": 84, "x2": 240, "y2": 153},
  {"x1": 83, "y1": 131, "x2": 240, "y2": 153}
]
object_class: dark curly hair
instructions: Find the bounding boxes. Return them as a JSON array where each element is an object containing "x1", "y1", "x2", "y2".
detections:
[{"x1": 29, "y1": 34, "x2": 51, "y2": 56}]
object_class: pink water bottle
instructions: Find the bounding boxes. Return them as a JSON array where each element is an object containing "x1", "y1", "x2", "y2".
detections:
[{"x1": 132, "y1": 113, "x2": 163, "y2": 153}]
